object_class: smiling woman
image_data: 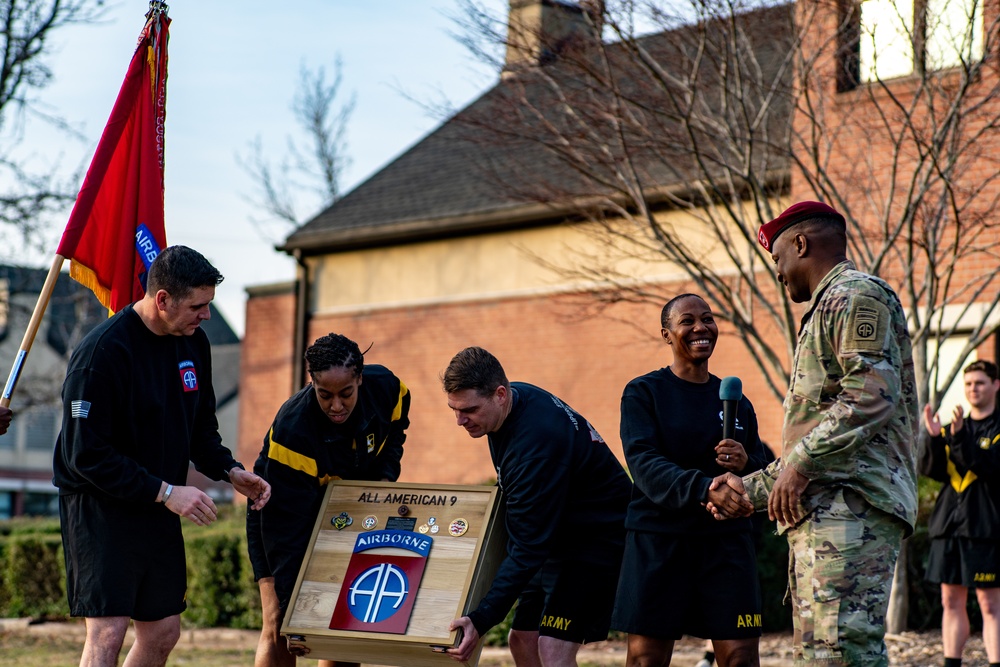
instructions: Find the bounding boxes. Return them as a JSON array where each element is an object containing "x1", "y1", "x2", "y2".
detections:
[
  {"x1": 610, "y1": 293, "x2": 770, "y2": 667},
  {"x1": 660, "y1": 293, "x2": 720, "y2": 373}
]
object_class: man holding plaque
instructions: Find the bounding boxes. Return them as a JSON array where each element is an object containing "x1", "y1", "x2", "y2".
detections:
[
  {"x1": 442, "y1": 346, "x2": 631, "y2": 666},
  {"x1": 54, "y1": 246, "x2": 271, "y2": 667}
]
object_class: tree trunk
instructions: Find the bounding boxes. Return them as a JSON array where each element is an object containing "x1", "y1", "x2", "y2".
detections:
[{"x1": 886, "y1": 541, "x2": 908, "y2": 633}]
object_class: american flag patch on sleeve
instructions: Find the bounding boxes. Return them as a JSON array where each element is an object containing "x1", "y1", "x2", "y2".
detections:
[{"x1": 71, "y1": 400, "x2": 91, "y2": 418}]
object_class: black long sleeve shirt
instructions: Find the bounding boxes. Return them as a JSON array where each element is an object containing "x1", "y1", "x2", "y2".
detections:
[
  {"x1": 920, "y1": 409, "x2": 1000, "y2": 540},
  {"x1": 54, "y1": 305, "x2": 236, "y2": 501},
  {"x1": 620, "y1": 367, "x2": 768, "y2": 535},
  {"x1": 467, "y1": 382, "x2": 631, "y2": 635},
  {"x1": 253, "y1": 364, "x2": 410, "y2": 605}
]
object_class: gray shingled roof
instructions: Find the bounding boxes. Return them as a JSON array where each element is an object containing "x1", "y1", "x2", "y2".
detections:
[{"x1": 283, "y1": 3, "x2": 794, "y2": 254}]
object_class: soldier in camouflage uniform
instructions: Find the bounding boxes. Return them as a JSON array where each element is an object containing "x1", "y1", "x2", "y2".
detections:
[{"x1": 710, "y1": 201, "x2": 918, "y2": 666}]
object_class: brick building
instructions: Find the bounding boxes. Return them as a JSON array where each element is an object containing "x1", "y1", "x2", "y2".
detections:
[{"x1": 237, "y1": 0, "x2": 1000, "y2": 485}]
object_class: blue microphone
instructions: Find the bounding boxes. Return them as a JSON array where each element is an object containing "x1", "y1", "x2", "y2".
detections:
[{"x1": 720, "y1": 377, "x2": 743, "y2": 440}]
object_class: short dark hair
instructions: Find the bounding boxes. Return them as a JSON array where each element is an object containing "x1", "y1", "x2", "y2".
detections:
[
  {"x1": 305, "y1": 333, "x2": 364, "y2": 379},
  {"x1": 146, "y1": 246, "x2": 223, "y2": 299},
  {"x1": 786, "y1": 214, "x2": 847, "y2": 247},
  {"x1": 964, "y1": 359, "x2": 998, "y2": 382},
  {"x1": 661, "y1": 293, "x2": 705, "y2": 328},
  {"x1": 442, "y1": 347, "x2": 509, "y2": 396}
]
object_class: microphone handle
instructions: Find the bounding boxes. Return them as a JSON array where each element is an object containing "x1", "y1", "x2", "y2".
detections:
[{"x1": 722, "y1": 400, "x2": 737, "y2": 440}]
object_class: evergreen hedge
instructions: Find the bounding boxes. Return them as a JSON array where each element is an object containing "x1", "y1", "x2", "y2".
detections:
[
  {"x1": 0, "y1": 516, "x2": 64, "y2": 619},
  {"x1": 0, "y1": 508, "x2": 262, "y2": 628}
]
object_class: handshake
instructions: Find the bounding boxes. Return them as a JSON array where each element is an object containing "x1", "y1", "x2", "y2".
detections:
[{"x1": 704, "y1": 472, "x2": 753, "y2": 520}]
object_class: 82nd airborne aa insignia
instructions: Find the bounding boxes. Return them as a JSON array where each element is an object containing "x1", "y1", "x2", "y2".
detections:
[
  {"x1": 329, "y1": 530, "x2": 433, "y2": 634},
  {"x1": 178, "y1": 360, "x2": 199, "y2": 392}
]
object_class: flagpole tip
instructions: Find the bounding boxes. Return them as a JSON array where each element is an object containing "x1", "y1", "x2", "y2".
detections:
[{"x1": 147, "y1": 1, "x2": 168, "y2": 19}]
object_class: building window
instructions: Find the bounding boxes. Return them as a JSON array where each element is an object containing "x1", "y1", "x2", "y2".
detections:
[
  {"x1": 839, "y1": 0, "x2": 984, "y2": 90},
  {"x1": 859, "y1": 0, "x2": 915, "y2": 81},
  {"x1": 23, "y1": 407, "x2": 58, "y2": 450},
  {"x1": 929, "y1": 335, "x2": 976, "y2": 417},
  {"x1": 925, "y1": 0, "x2": 984, "y2": 70},
  {"x1": 22, "y1": 491, "x2": 58, "y2": 517}
]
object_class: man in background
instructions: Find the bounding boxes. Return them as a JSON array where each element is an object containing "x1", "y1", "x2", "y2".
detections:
[
  {"x1": 0, "y1": 405, "x2": 11, "y2": 434},
  {"x1": 922, "y1": 360, "x2": 1000, "y2": 667}
]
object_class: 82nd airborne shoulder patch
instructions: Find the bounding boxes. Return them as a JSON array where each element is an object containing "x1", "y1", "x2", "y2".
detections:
[{"x1": 842, "y1": 296, "x2": 890, "y2": 354}]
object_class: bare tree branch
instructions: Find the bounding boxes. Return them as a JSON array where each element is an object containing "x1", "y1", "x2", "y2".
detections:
[
  {"x1": 0, "y1": 0, "x2": 106, "y2": 240},
  {"x1": 240, "y1": 57, "x2": 355, "y2": 242},
  {"x1": 450, "y1": 0, "x2": 1000, "y2": 417}
]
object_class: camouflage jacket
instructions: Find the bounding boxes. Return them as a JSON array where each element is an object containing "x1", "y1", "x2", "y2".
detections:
[{"x1": 744, "y1": 261, "x2": 918, "y2": 534}]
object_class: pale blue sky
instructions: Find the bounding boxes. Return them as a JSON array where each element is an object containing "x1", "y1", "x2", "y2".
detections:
[{"x1": 15, "y1": 1, "x2": 504, "y2": 335}]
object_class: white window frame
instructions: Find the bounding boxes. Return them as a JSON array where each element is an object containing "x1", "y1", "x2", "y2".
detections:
[{"x1": 858, "y1": 0, "x2": 983, "y2": 83}]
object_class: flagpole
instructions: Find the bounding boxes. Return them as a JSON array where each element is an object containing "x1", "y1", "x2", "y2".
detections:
[
  {"x1": 2, "y1": 2, "x2": 169, "y2": 408},
  {"x1": 1, "y1": 254, "x2": 66, "y2": 407}
]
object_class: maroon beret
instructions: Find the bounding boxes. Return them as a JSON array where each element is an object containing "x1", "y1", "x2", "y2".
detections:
[{"x1": 757, "y1": 201, "x2": 845, "y2": 251}]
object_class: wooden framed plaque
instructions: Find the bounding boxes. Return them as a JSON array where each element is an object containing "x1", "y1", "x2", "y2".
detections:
[{"x1": 281, "y1": 480, "x2": 506, "y2": 666}]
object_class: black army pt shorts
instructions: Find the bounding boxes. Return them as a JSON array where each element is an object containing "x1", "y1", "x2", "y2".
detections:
[
  {"x1": 512, "y1": 557, "x2": 621, "y2": 644},
  {"x1": 926, "y1": 537, "x2": 1000, "y2": 588},
  {"x1": 245, "y1": 503, "x2": 271, "y2": 581},
  {"x1": 611, "y1": 530, "x2": 762, "y2": 640},
  {"x1": 60, "y1": 493, "x2": 186, "y2": 621}
]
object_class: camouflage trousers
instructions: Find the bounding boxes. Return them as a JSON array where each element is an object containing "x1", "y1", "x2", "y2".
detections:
[{"x1": 785, "y1": 487, "x2": 905, "y2": 666}]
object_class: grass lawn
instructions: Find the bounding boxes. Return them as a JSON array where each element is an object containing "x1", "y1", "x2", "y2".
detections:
[
  {"x1": 0, "y1": 631, "x2": 257, "y2": 667},
  {"x1": 0, "y1": 627, "x2": 624, "y2": 667}
]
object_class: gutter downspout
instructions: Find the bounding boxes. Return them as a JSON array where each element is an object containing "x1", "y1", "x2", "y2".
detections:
[{"x1": 292, "y1": 248, "x2": 311, "y2": 387}]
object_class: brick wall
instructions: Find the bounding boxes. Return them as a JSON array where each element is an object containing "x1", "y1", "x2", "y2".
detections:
[
  {"x1": 792, "y1": 0, "x2": 1000, "y2": 293},
  {"x1": 239, "y1": 278, "x2": 998, "y2": 499},
  {"x1": 240, "y1": 286, "x2": 788, "y2": 487},
  {"x1": 237, "y1": 283, "x2": 297, "y2": 474}
]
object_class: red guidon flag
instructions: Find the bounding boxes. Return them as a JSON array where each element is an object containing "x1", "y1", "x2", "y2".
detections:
[{"x1": 56, "y1": 8, "x2": 170, "y2": 313}]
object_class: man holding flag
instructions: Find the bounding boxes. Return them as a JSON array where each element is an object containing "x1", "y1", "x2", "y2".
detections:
[
  {"x1": 54, "y1": 245, "x2": 271, "y2": 666},
  {"x1": 41, "y1": 5, "x2": 269, "y2": 666}
]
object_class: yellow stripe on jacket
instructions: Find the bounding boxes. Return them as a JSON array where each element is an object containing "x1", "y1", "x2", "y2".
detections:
[
  {"x1": 267, "y1": 427, "x2": 318, "y2": 478},
  {"x1": 946, "y1": 444, "x2": 977, "y2": 494},
  {"x1": 377, "y1": 381, "x2": 409, "y2": 456}
]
